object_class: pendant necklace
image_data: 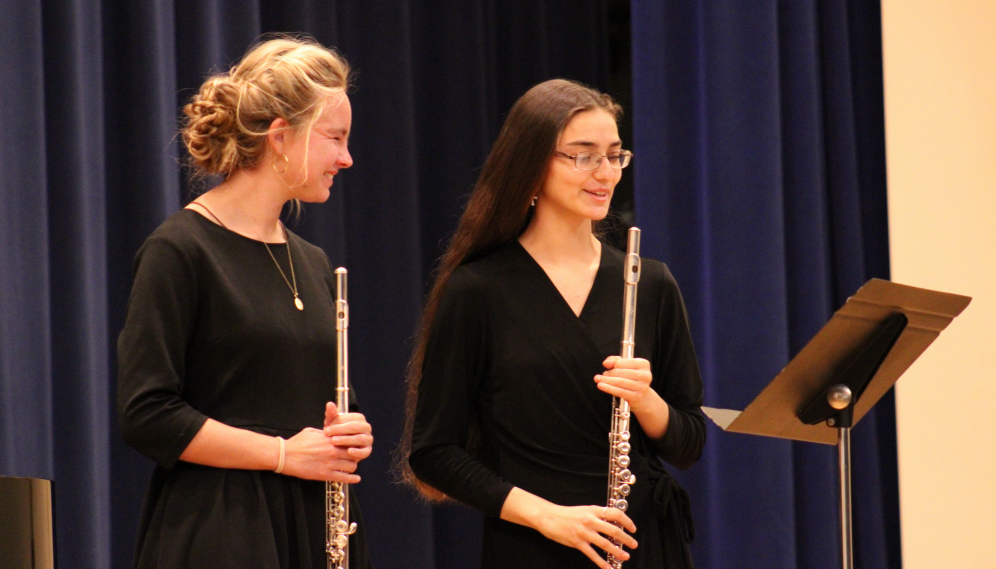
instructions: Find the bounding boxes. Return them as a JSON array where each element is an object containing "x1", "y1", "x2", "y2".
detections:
[{"x1": 236, "y1": 199, "x2": 304, "y2": 311}]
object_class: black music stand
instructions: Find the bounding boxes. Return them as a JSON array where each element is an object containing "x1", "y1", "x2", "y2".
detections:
[{"x1": 702, "y1": 279, "x2": 971, "y2": 569}]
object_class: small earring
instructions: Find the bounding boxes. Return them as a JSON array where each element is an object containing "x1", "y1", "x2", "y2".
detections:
[
  {"x1": 531, "y1": 196, "x2": 537, "y2": 206},
  {"x1": 272, "y1": 153, "x2": 289, "y2": 174}
]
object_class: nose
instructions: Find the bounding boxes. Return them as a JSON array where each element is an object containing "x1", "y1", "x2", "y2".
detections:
[
  {"x1": 337, "y1": 146, "x2": 353, "y2": 170},
  {"x1": 592, "y1": 155, "x2": 617, "y2": 180}
]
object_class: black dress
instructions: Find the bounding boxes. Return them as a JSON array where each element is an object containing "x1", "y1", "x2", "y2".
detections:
[
  {"x1": 117, "y1": 209, "x2": 372, "y2": 569},
  {"x1": 409, "y1": 241, "x2": 704, "y2": 569}
]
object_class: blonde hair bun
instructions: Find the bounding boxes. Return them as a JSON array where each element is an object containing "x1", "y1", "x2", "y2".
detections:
[{"x1": 181, "y1": 36, "x2": 350, "y2": 177}]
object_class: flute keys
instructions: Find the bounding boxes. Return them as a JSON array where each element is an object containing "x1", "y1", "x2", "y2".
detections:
[
  {"x1": 333, "y1": 506, "x2": 345, "y2": 518},
  {"x1": 334, "y1": 534, "x2": 349, "y2": 549},
  {"x1": 616, "y1": 484, "x2": 631, "y2": 496},
  {"x1": 616, "y1": 442, "x2": 631, "y2": 454},
  {"x1": 616, "y1": 455, "x2": 630, "y2": 467},
  {"x1": 613, "y1": 499, "x2": 629, "y2": 511},
  {"x1": 616, "y1": 469, "x2": 632, "y2": 481}
]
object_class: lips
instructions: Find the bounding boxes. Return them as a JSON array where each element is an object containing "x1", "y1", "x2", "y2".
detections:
[
  {"x1": 584, "y1": 189, "x2": 610, "y2": 200},
  {"x1": 324, "y1": 171, "x2": 335, "y2": 182}
]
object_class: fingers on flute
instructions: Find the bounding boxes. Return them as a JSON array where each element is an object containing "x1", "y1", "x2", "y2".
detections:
[
  {"x1": 331, "y1": 434, "x2": 373, "y2": 447},
  {"x1": 324, "y1": 402, "x2": 339, "y2": 427},
  {"x1": 325, "y1": 471, "x2": 361, "y2": 484},
  {"x1": 579, "y1": 543, "x2": 616, "y2": 569},
  {"x1": 603, "y1": 357, "x2": 650, "y2": 371},
  {"x1": 590, "y1": 533, "x2": 630, "y2": 562},
  {"x1": 605, "y1": 507, "x2": 638, "y2": 534},
  {"x1": 324, "y1": 413, "x2": 371, "y2": 436}
]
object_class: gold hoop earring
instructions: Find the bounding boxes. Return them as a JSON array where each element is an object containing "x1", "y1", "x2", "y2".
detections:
[{"x1": 272, "y1": 153, "x2": 289, "y2": 174}]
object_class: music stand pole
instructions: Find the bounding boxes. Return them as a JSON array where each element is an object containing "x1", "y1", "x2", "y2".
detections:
[
  {"x1": 826, "y1": 383, "x2": 855, "y2": 569},
  {"x1": 839, "y1": 426, "x2": 853, "y2": 569}
]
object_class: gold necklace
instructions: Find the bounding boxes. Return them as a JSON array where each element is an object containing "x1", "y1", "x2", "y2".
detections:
[{"x1": 237, "y1": 199, "x2": 304, "y2": 311}]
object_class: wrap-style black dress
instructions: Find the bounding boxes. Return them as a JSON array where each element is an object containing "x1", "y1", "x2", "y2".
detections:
[
  {"x1": 409, "y1": 240, "x2": 705, "y2": 569},
  {"x1": 117, "y1": 209, "x2": 372, "y2": 569}
]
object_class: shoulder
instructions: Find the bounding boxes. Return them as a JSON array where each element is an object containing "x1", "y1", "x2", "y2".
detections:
[
  {"x1": 641, "y1": 258, "x2": 678, "y2": 290},
  {"x1": 446, "y1": 262, "x2": 489, "y2": 298},
  {"x1": 284, "y1": 227, "x2": 333, "y2": 271},
  {"x1": 133, "y1": 210, "x2": 210, "y2": 273},
  {"x1": 451, "y1": 241, "x2": 521, "y2": 286},
  {"x1": 637, "y1": 258, "x2": 687, "y2": 317},
  {"x1": 600, "y1": 240, "x2": 677, "y2": 287},
  {"x1": 601, "y1": 239, "x2": 681, "y2": 304}
]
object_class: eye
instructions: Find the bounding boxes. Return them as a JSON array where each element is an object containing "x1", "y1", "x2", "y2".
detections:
[{"x1": 576, "y1": 152, "x2": 596, "y2": 168}]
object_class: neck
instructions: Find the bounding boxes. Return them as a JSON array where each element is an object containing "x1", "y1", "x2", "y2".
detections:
[
  {"x1": 518, "y1": 206, "x2": 600, "y2": 264},
  {"x1": 195, "y1": 167, "x2": 291, "y2": 242}
]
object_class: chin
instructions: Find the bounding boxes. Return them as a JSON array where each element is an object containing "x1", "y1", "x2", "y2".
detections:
[
  {"x1": 585, "y1": 206, "x2": 612, "y2": 222},
  {"x1": 299, "y1": 187, "x2": 331, "y2": 204}
]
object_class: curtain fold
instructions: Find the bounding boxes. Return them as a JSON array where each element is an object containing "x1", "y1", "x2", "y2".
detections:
[
  {"x1": 42, "y1": 0, "x2": 112, "y2": 565},
  {"x1": 632, "y1": 1, "x2": 898, "y2": 568}
]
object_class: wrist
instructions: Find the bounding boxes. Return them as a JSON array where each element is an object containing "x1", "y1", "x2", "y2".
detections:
[
  {"x1": 632, "y1": 392, "x2": 670, "y2": 440},
  {"x1": 274, "y1": 436, "x2": 286, "y2": 474},
  {"x1": 501, "y1": 487, "x2": 554, "y2": 532},
  {"x1": 629, "y1": 389, "x2": 661, "y2": 416}
]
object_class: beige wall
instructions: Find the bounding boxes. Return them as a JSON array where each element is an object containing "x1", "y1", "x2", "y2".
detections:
[{"x1": 881, "y1": 1, "x2": 996, "y2": 567}]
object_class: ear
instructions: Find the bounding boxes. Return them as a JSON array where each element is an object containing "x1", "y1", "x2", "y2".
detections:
[{"x1": 266, "y1": 117, "x2": 291, "y2": 155}]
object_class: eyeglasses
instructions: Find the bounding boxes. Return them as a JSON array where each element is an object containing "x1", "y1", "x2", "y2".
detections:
[{"x1": 554, "y1": 149, "x2": 633, "y2": 171}]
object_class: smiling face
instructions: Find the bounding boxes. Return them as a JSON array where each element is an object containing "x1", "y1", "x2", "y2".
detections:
[
  {"x1": 279, "y1": 93, "x2": 354, "y2": 202},
  {"x1": 537, "y1": 108, "x2": 622, "y2": 223}
]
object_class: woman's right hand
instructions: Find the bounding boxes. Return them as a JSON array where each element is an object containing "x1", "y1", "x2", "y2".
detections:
[
  {"x1": 281, "y1": 427, "x2": 362, "y2": 483},
  {"x1": 500, "y1": 487, "x2": 638, "y2": 569}
]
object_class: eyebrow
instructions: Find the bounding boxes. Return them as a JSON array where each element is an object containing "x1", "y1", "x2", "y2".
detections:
[
  {"x1": 562, "y1": 139, "x2": 622, "y2": 148},
  {"x1": 322, "y1": 127, "x2": 350, "y2": 137}
]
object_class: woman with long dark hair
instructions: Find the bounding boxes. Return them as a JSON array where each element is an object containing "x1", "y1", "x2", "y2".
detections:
[{"x1": 400, "y1": 79, "x2": 705, "y2": 569}]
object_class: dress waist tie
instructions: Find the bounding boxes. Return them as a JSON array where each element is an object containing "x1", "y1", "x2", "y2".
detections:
[{"x1": 648, "y1": 459, "x2": 695, "y2": 569}]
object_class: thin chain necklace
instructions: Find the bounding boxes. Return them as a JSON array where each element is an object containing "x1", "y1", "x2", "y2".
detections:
[
  {"x1": 194, "y1": 199, "x2": 304, "y2": 311},
  {"x1": 191, "y1": 199, "x2": 304, "y2": 310},
  {"x1": 236, "y1": 199, "x2": 304, "y2": 311}
]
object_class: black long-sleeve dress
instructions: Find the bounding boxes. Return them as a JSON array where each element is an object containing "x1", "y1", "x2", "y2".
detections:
[
  {"x1": 117, "y1": 209, "x2": 371, "y2": 569},
  {"x1": 409, "y1": 240, "x2": 705, "y2": 569}
]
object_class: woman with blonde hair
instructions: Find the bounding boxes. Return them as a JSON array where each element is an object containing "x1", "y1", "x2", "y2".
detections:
[
  {"x1": 401, "y1": 79, "x2": 705, "y2": 569},
  {"x1": 118, "y1": 37, "x2": 373, "y2": 568}
]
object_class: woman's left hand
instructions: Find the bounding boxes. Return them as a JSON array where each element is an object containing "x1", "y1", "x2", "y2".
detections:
[
  {"x1": 595, "y1": 357, "x2": 655, "y2": 413},
  {"x1": 323, "y1": 402, "x2": 374, "y2": 460},
  {"x1": 596, "y1": 357, "x2": 670, "y2": 440}
]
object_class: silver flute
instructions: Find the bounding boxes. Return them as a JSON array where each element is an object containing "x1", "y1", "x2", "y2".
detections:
[
  {"x1": 327, "y1": 268, "x2": 357, "y2": 569},
  {"x1": 606, "y1": 227, "x2": 641, "y2": 569}
]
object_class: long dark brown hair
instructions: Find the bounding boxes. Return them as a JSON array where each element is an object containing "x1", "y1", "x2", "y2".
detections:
[{"x1": 396, "y1": 79, "x2": 622, "y2": 500}]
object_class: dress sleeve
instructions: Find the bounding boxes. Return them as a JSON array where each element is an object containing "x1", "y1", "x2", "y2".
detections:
[
  {"x1": 117, "y1": 235, "x2": 208, "y2": 469},
  {"x1": 651, "y1": 263, "x2": 706, "y2": 470},
  {"x1": 408, "y1": 268, "x2": 514, "y2": 517}
]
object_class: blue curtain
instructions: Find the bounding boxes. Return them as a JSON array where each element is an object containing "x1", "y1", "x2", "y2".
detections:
[
  {"x1": 631, "y1": 2, "x2": 899, "y2": 568},
  {"x1": 0, "y1": 1, "x2": 613, "y2": 568}
]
